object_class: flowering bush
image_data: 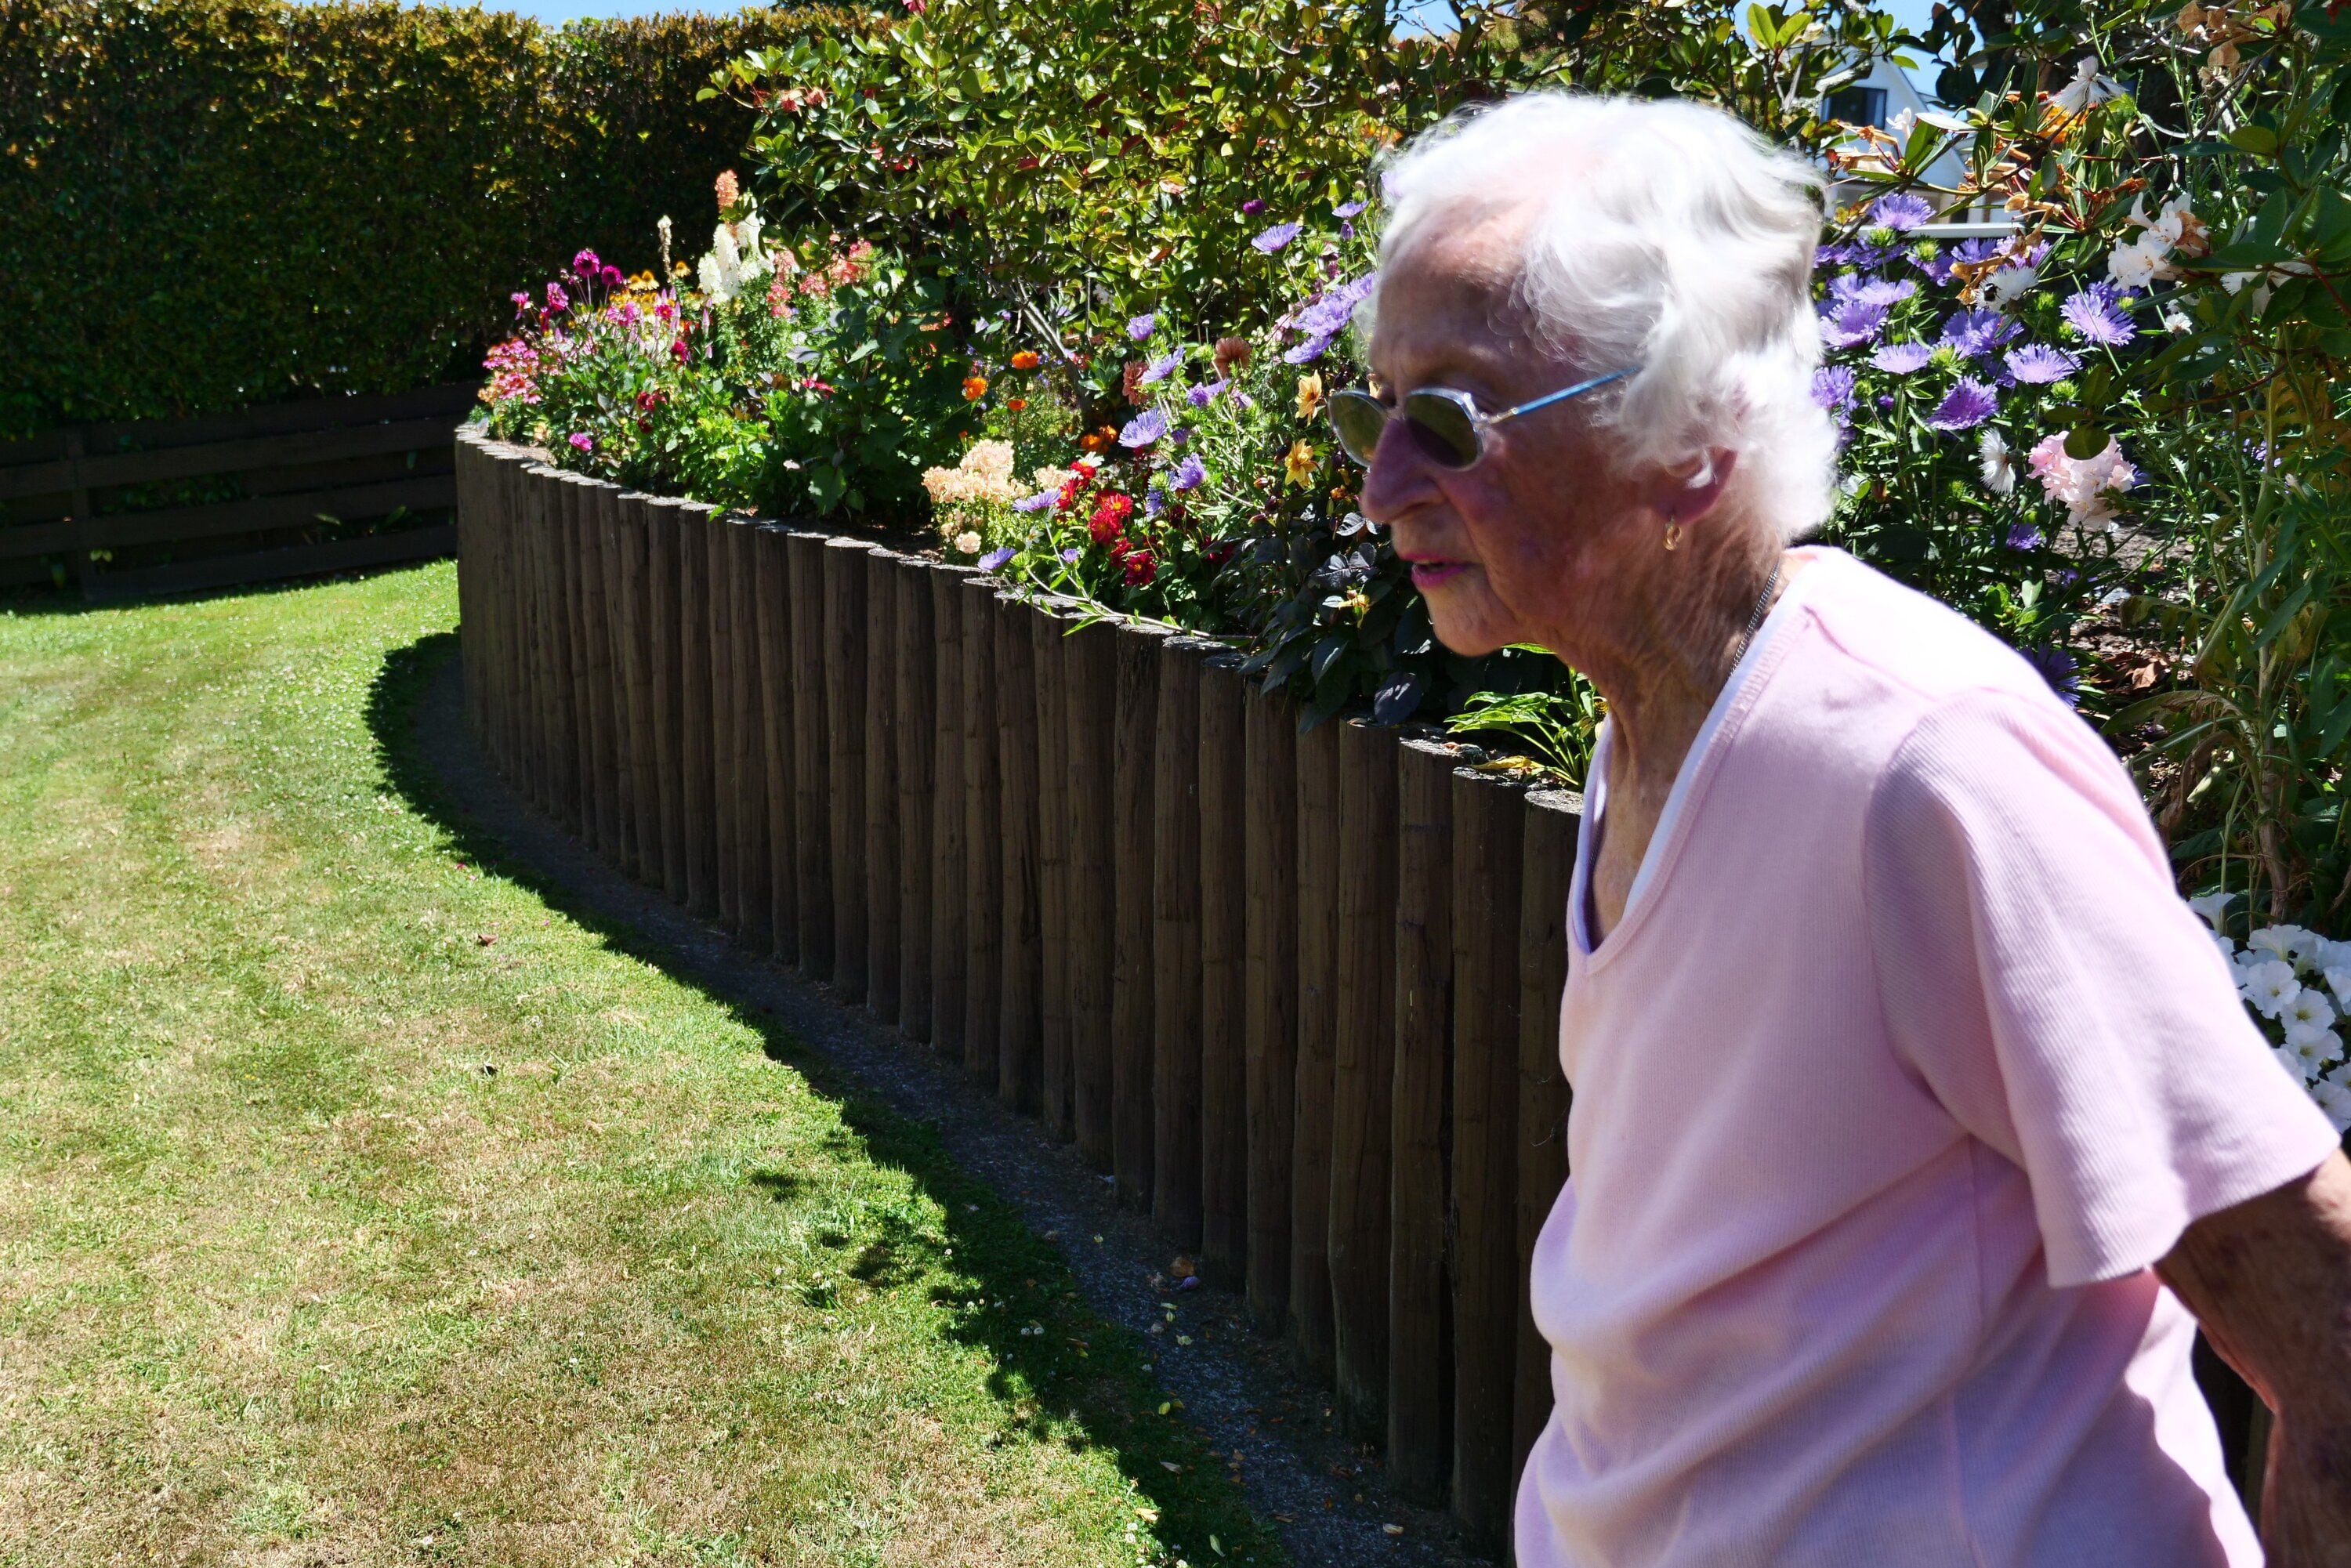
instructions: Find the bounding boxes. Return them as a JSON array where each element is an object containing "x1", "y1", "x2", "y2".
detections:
[
  {"x1": 2201, "y1": 896, "x2": 2351, "y2": 1133},
  {"x1": 479, "y1": 176, "x2": 976, "y2": 517}
]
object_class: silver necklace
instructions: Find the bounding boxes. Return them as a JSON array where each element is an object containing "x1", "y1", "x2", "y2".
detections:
[{"x1": 1732, "y1": 559, "x2": 1782, "y2": 668}]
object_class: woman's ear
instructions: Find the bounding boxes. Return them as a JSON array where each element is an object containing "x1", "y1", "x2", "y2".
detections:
[{"x1": 1645, "y1": 448, "x2": 1739, "y2": 523}]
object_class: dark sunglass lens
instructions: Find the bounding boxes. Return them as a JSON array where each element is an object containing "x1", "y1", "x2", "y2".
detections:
[
  {"x1": 1401, "y1": 392, "x2": 1480, "y2": 468},
  {"x1": 1327, "y1": 392, "x2": 1389, "y2": 466}
]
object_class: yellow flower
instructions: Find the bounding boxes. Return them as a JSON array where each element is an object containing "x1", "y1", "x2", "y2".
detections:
[
  {"x1": 1295, "y1": 373, "x2": 1324, "y2": 419},
  {"x1": 1284, "y1": 440, "x2": 1315, "y2": 486}
]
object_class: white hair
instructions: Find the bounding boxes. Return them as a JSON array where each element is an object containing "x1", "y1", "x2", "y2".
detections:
[{"x1": 1371, "y1": 92, "x2": 1835, "y2": 544}]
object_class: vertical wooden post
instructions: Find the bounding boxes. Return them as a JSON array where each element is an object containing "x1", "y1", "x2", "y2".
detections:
[
  {"x1": 824, "y1": 539, "x2": 871, "y2": 1001},
  {"x1": 708, "y1": 511, "x2": 743, "y2": 932},
  {"x1": 896, "y1": 562, "x2": 938, "y2": 1042},
  {"x1": 1452, "y1": 764, "x2": 1527, "y2": 1548},
  {"x1": 535, "y1": 465, "x2": 571, "y2": 822},
  {"x1": 1111, "y1": 620, "x2": 1167, "y2": 1212},
  {"x1": 560, "y1": 477, "x2": 598, "y2": 842},
  {"x1": 753, "y1": 523, "x2": 799, "y2": 965},
  {"x1": 644, "y1": 498, "x2": 689, "y2": 907},
  {"x1": 995, "y1": 589, "x2": 1043, "y2": 1114},
  {"x1": 595, "y1": 485, "x2": 640, "y2": 879},
  {"x1": 1063, "y1": 618, "x2": 1119, "y2": 1171},
  {"x1": 786, "y1": 532, "x2": 832, "y2": 979},
  {"x1": 1389, "y1": 735, "x2": 1457, "y2": 1503},
  {"x1": 1331, "y1": 716, "x2": 1400, "y2": 1441},
  {"x1": 729, "y1": 518, "x2": 772, "y2": 951},
  {"x1": 929, "y1": 568, "x2": 969, "y2": 1058},
  {"x1": 617, "y1": 495, "x2": 664, "y2": 890},
  {"x1": 1244, "y1": 686, "x2": 1300, "y2": 1332},
  {"x1": 578, "y1": 481, "x2": 623, "y2": 865},
  {"x1": 960, "y1": 577, "x2": 1002, "y2": 1082},
  {"x1": 1033, "y1": 606, "x2": 1074, "y2": 1140},
  {"x1": 1152, "y1": 635, "x2": 1215, "y2": 1248},
  {"x1": 676, "y1": 502, "x2": 721, "y2": 918},
  {"x1": 520, "y1": 464, "x2": 551, "y2": 812},
  {"x1": 1515, "y1": 788, "x2": 1580, "y2": 1490},
  {"x1": 1290, "y1": 714, "x2": 1342, "y2": 1380},
  {"x1": 864, "y1": 551, "x2": 902, "y2": 1021},
  {"x1": 1198, "y1": 652, "x2": 1250, "y2": 1287}
]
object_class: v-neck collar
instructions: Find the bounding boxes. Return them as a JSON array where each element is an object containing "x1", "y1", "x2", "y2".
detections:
[{"x1": 1567, "y1": 549, "x2": 1835, "y2": 964}]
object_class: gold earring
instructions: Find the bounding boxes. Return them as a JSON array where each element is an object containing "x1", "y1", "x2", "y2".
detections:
[{"x1": 1663, "y1": 520, "x2": 1683, "y2": 551}]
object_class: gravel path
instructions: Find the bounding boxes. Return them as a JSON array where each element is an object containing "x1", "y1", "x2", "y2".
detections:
[{"x1": 410, "y1": 650, "x2": 1493, "y2": 1568}]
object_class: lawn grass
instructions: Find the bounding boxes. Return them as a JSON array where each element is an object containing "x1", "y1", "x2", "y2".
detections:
[{"x1": 0, "y1": 562, "x2": 1281, "y2": 1568}]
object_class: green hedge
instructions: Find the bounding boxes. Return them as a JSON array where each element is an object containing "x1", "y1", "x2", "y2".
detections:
[{"x1": 0, "y1": 0, "x2": 865, "y2": 440}]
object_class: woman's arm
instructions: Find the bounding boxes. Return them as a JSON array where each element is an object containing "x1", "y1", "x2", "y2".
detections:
[{"x1": 2158, "y1": 1150, "x2": 2351, "y2": 1566}]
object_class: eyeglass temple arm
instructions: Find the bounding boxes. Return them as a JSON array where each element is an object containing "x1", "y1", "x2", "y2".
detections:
[{"x1": 1485, "y1": 367, "x2": 1638, "y2": 428}]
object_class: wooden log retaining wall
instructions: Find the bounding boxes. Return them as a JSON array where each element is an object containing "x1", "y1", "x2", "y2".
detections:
[{"x1": 451, "y1": 430, "x2": 1586, "y2": 1548}]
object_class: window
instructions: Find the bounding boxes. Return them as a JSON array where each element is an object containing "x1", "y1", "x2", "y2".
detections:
[{"x1": 1827, "y1": 85, "x2": 1889, "y2": 128}]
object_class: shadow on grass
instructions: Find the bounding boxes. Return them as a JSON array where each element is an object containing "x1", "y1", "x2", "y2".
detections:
[{"x1": 364, "y1": 629, "x2": 1280, "y2": 1563}]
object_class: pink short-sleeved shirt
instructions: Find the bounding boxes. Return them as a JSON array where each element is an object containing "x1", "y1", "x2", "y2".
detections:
[{"x1": 1516, "y1": 548, "x2": 2338, "y2": 1567}]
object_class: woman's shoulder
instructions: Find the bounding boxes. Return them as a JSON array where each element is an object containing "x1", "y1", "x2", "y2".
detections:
[{"x1": 1788, "y1": 548, "x2": 2076, "y2": 722}]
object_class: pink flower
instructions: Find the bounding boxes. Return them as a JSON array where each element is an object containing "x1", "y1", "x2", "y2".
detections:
[
  {"x1": 568, "y1": 432, "x2": 594, "y2": 453},
  {"x1": 2027, "y1": 433, "x2": 2139, "y2": 528}
]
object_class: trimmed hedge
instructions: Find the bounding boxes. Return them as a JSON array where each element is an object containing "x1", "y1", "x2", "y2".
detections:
[{"x1": 0, "y1": 0, "x2": 865, "y2": 439}]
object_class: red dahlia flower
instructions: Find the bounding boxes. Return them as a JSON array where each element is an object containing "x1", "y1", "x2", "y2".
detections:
[{"x1": 1089, "y1": 492, "x2": 1134, "y2": 544}]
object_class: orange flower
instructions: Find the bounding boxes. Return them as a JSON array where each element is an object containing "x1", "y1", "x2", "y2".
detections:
[
  {"x1": 1079, "y1": 430, "x2": 1108, "y2": 454},
  {"x1": 1009, "y1": 350, "x2": 1041, "y2": 371},
  {"x1": 1007, "y1": 397, "x2": 1029, "y2": 411},
  {"x1": 962, "y1": 375, "x2": 988, "y2": 401}
]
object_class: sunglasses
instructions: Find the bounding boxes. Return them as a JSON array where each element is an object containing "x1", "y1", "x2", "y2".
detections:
[{"x1": 1327, "y1": 367, "x2": 1637, "y2": 471}]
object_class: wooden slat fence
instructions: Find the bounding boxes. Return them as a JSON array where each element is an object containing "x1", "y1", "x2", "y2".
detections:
[
  {"x1": 453, "y1": 426, "x2": 1585, "y2": 1552},
  {"x1": 0, "y1": 383, "x2": 476, "y2": 600}
]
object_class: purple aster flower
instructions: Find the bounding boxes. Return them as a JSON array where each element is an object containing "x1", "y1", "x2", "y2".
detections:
[
  {"x1": 1870, "y1": 193, "x2": 1936, "y2": 231},
  {"x1": 1170, "y1": 453, "x2": 1207, "y2": 491},
  {"x1": 2004, "y1": 344, "x2": 2079, "y2": 384},
  {"x1": 1940, "y1": 308, "x2": 2021, "y2": 360},
  {"x1": 1141, "y1": 350, "x2": 1183, "y2": 385},
  {"x1": 1871, "y1": 341, "x2": 1933, "y2": 374},
  {"x1": 2006, "y1": 521, "x2": 2045, "y2": 551},
  {"x1": 1187, "y1": 382, "x2": 1225, "y2": 407},
  {"x1": 2059, "y1": 282, "x2": 2137, "y2": 346},
  {"x1": 1118, "y1": 408, "x2": 1166, "y2": 448},
  {"x1": 1820, "y1": 300, "x2": 1889, "y2": 349},
  {"x1": 1060, "y1": 548, "x2": 1081, "y2": 563},
  {"x1": 1340, "y1": 221, "x2": 1356, "y2": 240},
  {"x1": 1334, "y1": 199, "x2": 1367, "y2": 219},
  {"x1": 977, "y1": 546, "x2": 1015, "y2": 572},
  {"x1": 568, "y1": 431, "x2": 594, "y2": 452},
  {"x1": 1170, "y1": 425, "x2": 1190, "y2": 446},
  {"x1": 1125, "y1": 313, "x2": 1157, "y2": 342},
  {"x1": 1915, "y1": 236, "x2": 1998, "y2": 287},
  {"x1": 1927, "y1": 378, "x2": 1999, "y2": 430},
  {"x1": 1828, "y1": 271, "x2": 1916, "y2": 309},
  {"x1": 1241, "y1": 198, "x2": 1265, "y2": 215},
  {"x1": 1012, "y1": 490, "x2": 1058, "y2": 513},
  {"x1": 1811, "y1": 364, "x2": 1857, "y2": 413},
  {"x1": 2023, "y1": 645, "x2": 2080, "y2": 707},
  {"x1": 1283, "y1": 335, "x2": 1337, "y2": 365},
  {"x1": 1143, "y1": 488, "x2": 1167, "y2": 518},
  {"x1": 1252, "y1": 222, "x2": 1303, "y2": 254},
  {"x1": 1877, "y1": 393, "x2": 1896, "y2": 408}
]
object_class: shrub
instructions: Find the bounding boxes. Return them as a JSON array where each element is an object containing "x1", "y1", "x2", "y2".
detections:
[{"x1": 0, "y1": 0, "x2": 867, "y2": 439}]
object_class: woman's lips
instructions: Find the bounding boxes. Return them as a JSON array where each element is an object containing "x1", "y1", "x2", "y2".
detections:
[{"x1": 1408, "y1": 559, "x2": 1469, "y2": 589}]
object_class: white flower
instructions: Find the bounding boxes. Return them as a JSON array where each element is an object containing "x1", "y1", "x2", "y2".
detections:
[
  {"x1": 952, "y1": 531, "x2": 983, "y2": 556},
  {"x1": 2106, "y1": 232, "x2": 2166, "y2": 289},
  {"x1": 2313, "y1": 1074, "x2": 2351, "y2": 1135},
  {"x1": 2285, "y1": 987, "x2": 2339, "y2": 1034},
  {"x1": 1977, "y1": 429, "x2": 2016, "y2": 496},
  {"x1": 2327, "y1": 966, "x2": 2351, "y2": 1009},
  {"x1": 2212, "y1": 929, "x2": 2241, "y2": 965},
  {"x1": 2320, "y1": 938, "x2": 2351, "y2": 972},
  {"x1": 2241, "y1": 958, "x2": 2302, "y2": 1019},
  {"x1": 1979, "y1": 261, "x2": 2041, "y2": 310},
  {"x1": 2161, "y1": 305, "x2": 2194, "y2": 334},
  {"x1": 1888, "y1": 107, "x2": 1917, "y2": 139},
  {"x1": 2248, "y1": 925, "x2": 2321, "y2": 970},
  {"x1": 2276, "y1": 1044, "x2": 2313, "y2": 1082},
  {"x1": 2187, "y1": 889, "x2": 2236, "y2": 930},
  {"x1": 2052, "y1": 56, "x2": 2125, "y2": 114}
]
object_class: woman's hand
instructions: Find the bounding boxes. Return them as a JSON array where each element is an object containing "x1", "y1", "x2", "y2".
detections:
[{"x1": 2158, "y1": 1151, "x2": 2351, "y2": 1566}]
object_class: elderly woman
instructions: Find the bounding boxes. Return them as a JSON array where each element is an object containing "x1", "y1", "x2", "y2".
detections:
[{"x1": 1341, "y1": 94, "x2": 2351, "y2": 1566}]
